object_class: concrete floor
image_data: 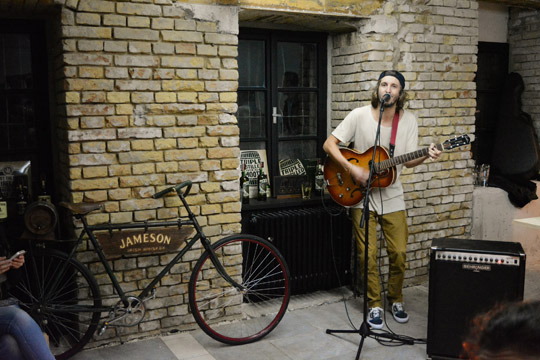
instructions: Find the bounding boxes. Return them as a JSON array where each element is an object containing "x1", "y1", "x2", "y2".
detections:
[
  {"x1": 70, "y1": 264, "x2": 540, "y2": 360},
  {"x1": 72, "y1": 285, "x2": 431, "y2": 360}
]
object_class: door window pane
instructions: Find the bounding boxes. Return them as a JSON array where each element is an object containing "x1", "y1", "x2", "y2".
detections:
[
  {"x1": 278, "y1": 92, "x2": 317, "y2": 137},
  {"x1": 278, "y1": 139, "x2": 317, "y2": 161},
  {"x1": 277, "y1": 42, "x2": 317, "y2": 88},
  {"x1": 239, "y1": 40, "x2": 265, "y2": 87},
  {"x1": 238, "y1": 91, "x2": 266, "y2": 139},
  {"x1": 0, "y1": 34, "x2": 33, "y2": 90}
]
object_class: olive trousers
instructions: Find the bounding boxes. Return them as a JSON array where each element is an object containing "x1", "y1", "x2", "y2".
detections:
[{"x1": 351, "y1": 209, "x2": 408, "y2": 309}]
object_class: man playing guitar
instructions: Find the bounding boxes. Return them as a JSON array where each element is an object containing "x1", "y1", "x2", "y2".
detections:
[{"x1": 323, "y1": 70, "x2": 441, "y2": 330}]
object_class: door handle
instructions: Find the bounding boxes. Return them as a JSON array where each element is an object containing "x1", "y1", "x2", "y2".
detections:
[{"x1": 272, "y1": 107, "x2": 282, "y2": 124}]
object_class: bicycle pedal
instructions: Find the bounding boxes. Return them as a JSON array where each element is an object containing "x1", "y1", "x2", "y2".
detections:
[{"x1": 143, "y1": 288, "x2": 156, "y2": 302}]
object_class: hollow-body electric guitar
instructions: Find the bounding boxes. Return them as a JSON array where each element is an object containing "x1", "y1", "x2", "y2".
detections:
[{"x1": 323, "y1": 135, "x2": 471, "y2": 207}]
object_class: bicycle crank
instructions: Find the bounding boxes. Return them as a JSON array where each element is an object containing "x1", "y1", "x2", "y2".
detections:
[{"x1": 98, "y1": 296, "x2": 146, "y2": 335}]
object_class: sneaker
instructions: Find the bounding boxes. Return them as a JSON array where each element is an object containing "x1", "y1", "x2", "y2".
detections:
[
  {"x1": 391, "y1": 302, "x2": 409, "y2": 323},
  {"x1": 368, "y1": 307, "x2": 384, "y2": 329}
]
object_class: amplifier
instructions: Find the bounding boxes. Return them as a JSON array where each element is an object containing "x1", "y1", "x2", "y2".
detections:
[{"x1": 427, "y1": 238, "x2": 526, "y2": 360}]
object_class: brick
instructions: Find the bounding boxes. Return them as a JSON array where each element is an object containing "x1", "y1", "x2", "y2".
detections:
[
  {"x1": 107, "y1": 92, "x2": 130, "y2": 103},
  {"x1": 156, "y1": 162, "x2": 178, "y2": 173},
  {"x1": 116, "y1": 2, "x2": 162, "y2": 16},
  {"x1": 78, "y1": 40, "x2": 104, "y2": 52},
  {"x1": 163, "y1": 126, "x2": 205, "y2": 138},
  {"x1": 162, "y1": 30, "x2": 202, "y2": 43},
  {"x1": 82, "y1": 141, "x2": 106, "y2": 153},
  {"x1": 131, "y1": 139, "x2": 154, "y2": 151},
  {"x1": 68, "y1": 129, "x2": 116, "y2": 141},
  {"x1": 204, "y1": 33, "x2": 238, "y2": 45},
  {"x1": 131, "y1": 92, "x2": 154, "y2": 103},
  {"x1": 155, "y1": 92, "x2": 177, "y2": 103},
  {"x1": 133, "y1": 163, "x2": 156, "y2": 175},
  {"x1": 127, "y1": 16, "x2": 150, "y2": 28},
  {"x1": 162, "y1": 80, "x2": 204, "y2": 91},
  {"x1": 161, "y1": 56, "x2": 205, "y2": 69},
  {"x1": 129, "y1": 42, "x2": 152, "y2": 54},
  {"x1": 103, "y1": 14, "x2": 126, "y2": 26},
  {"x1": 78, "y1": 0, "x2": 115, "y2": 13},
  {"x1": 105, "y1": 116, "x2": 129, "y2": 127},
  {"x1": 118, "y1": 128, "x2": 162, "y2": 139},
  {"x1": 118, "y1": 151, "x2": 164, "y2": 163},
  {"x1": 164, "y1": 148, "x2": 206, "y2": 161},
  {"x1": 148, "y1": 115, "x2": 176, "y2": 127},
  {"x1": 63, "y1": 26, "x2": 112, "y2": 39},
  {"x1": 115, "y1": 55, "x2": 159, "y2": 67},
  {"x1": 72, "y1": 177, "x2": 118, "y2": 191},
  {"x1": 151, "y1": 18, "x2": 174, "y2": 30},
  {"x1": 119, "y1": 174, "x2": 165, "y2": 187}
]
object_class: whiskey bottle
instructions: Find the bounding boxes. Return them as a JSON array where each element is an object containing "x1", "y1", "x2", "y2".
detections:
[
  {"x1": 240, "y1": 164, "x2": 250, "y2": 204},
  {"x1": 266, "y1": 183, "x2": 271, "y2": 199},
  {"x1": 16, "y1": 183, "x2": 27, "y2": 216},
  {"x1": 38, "y1": 178, "x2": 52, "y2": 203},
  {"x1": 257, "y1": 162, "x2": 268, "y2": 201}
]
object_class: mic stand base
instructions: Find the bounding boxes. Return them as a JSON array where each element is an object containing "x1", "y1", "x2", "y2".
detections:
[{"x1": 326, "y1": 321, "x2": 411, "y2": 360}]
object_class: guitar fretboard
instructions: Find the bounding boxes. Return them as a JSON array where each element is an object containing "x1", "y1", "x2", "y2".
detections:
[{"x1": 374, "y1": 143, "x2": 444, "y2": 172}]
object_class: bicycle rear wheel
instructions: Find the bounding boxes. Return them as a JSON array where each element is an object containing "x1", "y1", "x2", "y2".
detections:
[
  {"x1": 9, "y1": 247, "x2": 102, "y2": 360},
  {"x1": 189, "y1": 234, "x2": 290, "y2": 345}
]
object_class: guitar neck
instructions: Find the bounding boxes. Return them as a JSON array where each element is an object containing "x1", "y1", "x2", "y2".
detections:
[{"x1": 376, "y1": 143, "x2": 443, "y2": 171}]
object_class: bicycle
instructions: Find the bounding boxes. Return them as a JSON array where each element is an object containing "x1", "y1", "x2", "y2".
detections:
[{"x1": 9, "y1": 181, "x2": 291, "y2": 360}]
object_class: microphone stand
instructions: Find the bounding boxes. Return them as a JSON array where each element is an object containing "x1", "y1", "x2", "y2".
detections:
[{"x1": 326, "y1": 97, "x2": 408, "y2": 359}]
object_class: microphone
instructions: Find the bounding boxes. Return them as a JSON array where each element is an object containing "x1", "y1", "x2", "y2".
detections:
[{"x1": 381, "y1": 93, "x2": 391, "y2": 103}]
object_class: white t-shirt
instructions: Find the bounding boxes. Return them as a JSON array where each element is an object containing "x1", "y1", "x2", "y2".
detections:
[{"x1": 331, "y1": 105, "x2": 418, "y2": 214}]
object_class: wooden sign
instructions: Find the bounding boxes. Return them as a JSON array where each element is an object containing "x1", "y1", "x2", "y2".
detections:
[{"x1": 95, "y1": 227, "x2": 194, "y2": 257}]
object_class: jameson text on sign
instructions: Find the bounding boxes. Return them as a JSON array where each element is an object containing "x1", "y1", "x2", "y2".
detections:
[{"x1": 96, "y1": 227, "x2": 194, "y2": 256}]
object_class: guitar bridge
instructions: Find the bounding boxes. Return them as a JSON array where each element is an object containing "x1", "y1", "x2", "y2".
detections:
[{"x1": 336, "y1": 172, "x2": 343, "y2": 186}]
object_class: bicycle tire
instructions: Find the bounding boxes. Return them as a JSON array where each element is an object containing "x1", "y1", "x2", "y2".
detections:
[
  {"x1": 9, "y1": 247, "x2": 102, "y2": 360},
  {"x1": 189, "y1": 234, "x2": 290, "y2": 345}
]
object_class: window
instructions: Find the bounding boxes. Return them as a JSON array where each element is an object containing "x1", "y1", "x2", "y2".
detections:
[{"x1": 238, "y1": 29, "x2": 327, "y2": 185}]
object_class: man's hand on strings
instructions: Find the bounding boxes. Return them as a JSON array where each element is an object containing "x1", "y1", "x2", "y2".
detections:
[
  {"x1": 348, "y1": 163, "x2": 369, "y2": 187},
  {"x1": 428, "y1": 143, "x2": 442, "y2": 161}
]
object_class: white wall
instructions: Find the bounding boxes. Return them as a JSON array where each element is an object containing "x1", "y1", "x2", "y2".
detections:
[{"x1": 478, "y1": 1, "x2": 508, "y2": 43}]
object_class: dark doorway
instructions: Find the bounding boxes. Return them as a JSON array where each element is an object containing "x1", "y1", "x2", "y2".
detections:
[
  {"x1": 0, "y1": 19, "x2": 53, "y2": 240},
  {"x1": 0, "y1": 19, "x2": 52, "y2": 201},
  {"x1": 473, "y1": 42, "x2": 509, "y2": 164}
]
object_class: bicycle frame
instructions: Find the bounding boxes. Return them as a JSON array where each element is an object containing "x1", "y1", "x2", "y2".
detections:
[{"x1": 60, "y1": 182, "x2": 243, "y2": 310}]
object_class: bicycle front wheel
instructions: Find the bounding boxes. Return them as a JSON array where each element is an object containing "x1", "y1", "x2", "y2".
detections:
[
  {"x1": 9, "y1": 247, "x2": 102, "y2": 360},
  {"x1": 189, "y1": 234, "x2": 290, "y2": 345}
]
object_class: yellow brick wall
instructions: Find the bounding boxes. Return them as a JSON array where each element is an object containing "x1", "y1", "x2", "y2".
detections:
[{"x1": 49, "y1": 0, "x2": 241, "y2": 345}]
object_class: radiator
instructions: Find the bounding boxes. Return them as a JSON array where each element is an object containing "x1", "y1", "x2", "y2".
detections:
[{"x1": 247, "y1": 205, "x2": 352, "y2": 295}]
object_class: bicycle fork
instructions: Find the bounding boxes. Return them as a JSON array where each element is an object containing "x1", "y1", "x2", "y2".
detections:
[{"x1": 202, "y1": 237, "x2": 247, "y2": 293}]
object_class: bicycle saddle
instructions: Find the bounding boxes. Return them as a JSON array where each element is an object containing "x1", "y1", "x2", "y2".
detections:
[{"x1": 59, "y1": 202, "x2": 103, "y2": 215}]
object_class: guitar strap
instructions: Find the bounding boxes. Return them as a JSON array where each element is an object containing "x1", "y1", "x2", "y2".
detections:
[{"x1": 389, "y1": 111, "x2": 400, "y2": 158}]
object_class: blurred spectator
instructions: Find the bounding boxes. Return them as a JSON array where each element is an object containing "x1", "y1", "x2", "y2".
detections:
[
  {"x1": 0, "y1": 254, "x2": 55, "y2": 360},
  {"x1": 463, "y1": 300, "x2": 540, "y2": 359}
]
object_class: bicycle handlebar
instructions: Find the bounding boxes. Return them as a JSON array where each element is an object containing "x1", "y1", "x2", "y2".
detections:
[{"x1": 153, "y1": 181, "x2": 193, "y2": 199}]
